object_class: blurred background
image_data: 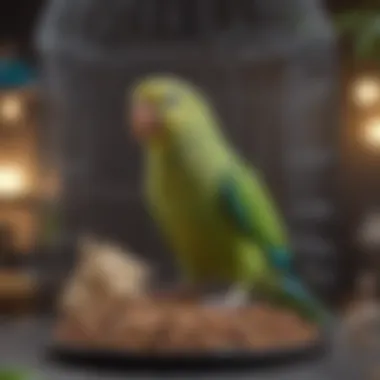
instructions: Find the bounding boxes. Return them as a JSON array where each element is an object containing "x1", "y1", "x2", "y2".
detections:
[{"x1": 0, "y1": 0, "x2": 378, "y2": 317}]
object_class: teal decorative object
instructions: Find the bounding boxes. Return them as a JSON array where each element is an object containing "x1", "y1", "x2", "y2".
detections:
[{"x1": 0, "y1": 58, "x2": 36, "y2": 89}]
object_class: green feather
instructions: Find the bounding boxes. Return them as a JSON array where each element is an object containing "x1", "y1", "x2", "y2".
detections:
[
  {"x1": 218, "y1": 171, "x2": 292, "y2": 271},
  {"x1": 219, "y1": 175, "x2": 254, "y2": 236}
]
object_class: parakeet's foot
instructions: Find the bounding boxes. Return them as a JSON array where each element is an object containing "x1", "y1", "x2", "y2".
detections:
[{"x1": 205, "y1": 285, "x2": 251, "y2": 307}]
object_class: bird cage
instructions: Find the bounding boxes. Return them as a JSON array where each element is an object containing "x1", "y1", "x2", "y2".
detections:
[{"x1": 35, "y1": 0, "x2": 341, "y2": 302}]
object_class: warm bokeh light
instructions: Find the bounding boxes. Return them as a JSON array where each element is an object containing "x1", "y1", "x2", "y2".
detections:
[
  {"x1": 352, "y1": 77, "x2": 380, "y2": 107},
  {"x1": 358, "y1": 211, "x2": 380, "y2": 249},
  {"x1": 363, "y1": 118, "x2": 380, "y2": 149},
  {"x1": 0, "y1": 95, "x2": 23, "y2": 123},
  {"x1": 0, "y1": 165, "x2": 26, "y2": 198}
]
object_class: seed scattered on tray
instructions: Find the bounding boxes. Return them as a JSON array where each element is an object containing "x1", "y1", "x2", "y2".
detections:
[{"x1": 55, "y1": 296, "x2": 320, "y2": 352}]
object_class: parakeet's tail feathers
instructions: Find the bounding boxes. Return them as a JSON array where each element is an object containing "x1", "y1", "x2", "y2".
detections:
[
  {"x1": 254, "y1": 274, "x2": 331, "y2": 324},
  {"x1": 282, "y1": 276, "x2": 332, "y2": 324}
]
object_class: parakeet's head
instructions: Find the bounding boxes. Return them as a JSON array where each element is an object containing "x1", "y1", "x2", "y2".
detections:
[{"x1": 129, "y1": 75, "x2": 215, "y2": 145}]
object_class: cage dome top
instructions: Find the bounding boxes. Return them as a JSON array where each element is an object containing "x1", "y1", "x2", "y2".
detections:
[{"x1": 36, "y1": 0, "x2": 333, "y2": 54}]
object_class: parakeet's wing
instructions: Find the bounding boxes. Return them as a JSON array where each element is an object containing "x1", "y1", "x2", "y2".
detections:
[
  {"x1": 218, "y1": 166, "x2": 293, "y2": 274},
  {"x1": 217, "y1": 166, "x2": 330, "y2": 323}
]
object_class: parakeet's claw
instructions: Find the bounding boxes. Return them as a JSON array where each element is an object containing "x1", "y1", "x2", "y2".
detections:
[
  {"x1": 225, "y1": 285, "x2": 251, "y2": 307},
  {"x1": 204, "y1": 285, "x2": 250, "y2": 307}
]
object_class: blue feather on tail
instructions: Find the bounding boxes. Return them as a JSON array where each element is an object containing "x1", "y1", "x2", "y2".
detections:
[{"x1": 282, "y1": 275, "x2": 332, "y2": 324}]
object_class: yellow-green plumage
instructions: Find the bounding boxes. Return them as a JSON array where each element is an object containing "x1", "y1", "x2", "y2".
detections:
[
  {"x1": 146, "y1": 138, "x2": 269, "y2": 285},
  {"x1": 132, "y1": 75, "x2": 329, "y2": 322}
]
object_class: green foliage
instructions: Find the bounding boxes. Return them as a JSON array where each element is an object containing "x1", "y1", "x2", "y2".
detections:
[
  {"x1": 0, "y1": 369, "x2": 33, "y2": 380},
  {"x1": 335, "y1": 10, "x2": 380, "y2": 60}
]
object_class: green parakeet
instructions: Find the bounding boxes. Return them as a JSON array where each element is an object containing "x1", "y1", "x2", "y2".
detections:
[{"x1": 130, "y1": 75, "x2": 329, "y2": 323}]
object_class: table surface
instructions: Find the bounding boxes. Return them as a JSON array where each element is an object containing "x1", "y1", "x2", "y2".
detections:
[{"x1": 0, "y1": 317, "x2": 363, "y2": 380}]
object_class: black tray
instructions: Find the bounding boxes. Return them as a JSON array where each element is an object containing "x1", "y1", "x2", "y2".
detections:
[{"x1": 47, "y1": 331, "x2": 328, "y2": 371}]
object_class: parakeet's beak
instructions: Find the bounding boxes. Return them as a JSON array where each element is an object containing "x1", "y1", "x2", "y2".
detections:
[{"x1": 131, "y1": 100, "x2": 161, "y2": 142}]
